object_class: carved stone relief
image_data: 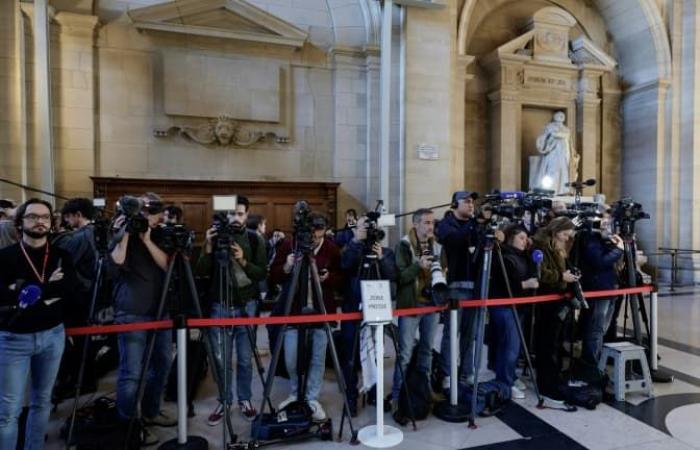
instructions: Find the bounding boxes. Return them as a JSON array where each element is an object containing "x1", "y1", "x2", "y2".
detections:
[{"x1": 154, "y1": 116, "x2": 289, "y2": 147}]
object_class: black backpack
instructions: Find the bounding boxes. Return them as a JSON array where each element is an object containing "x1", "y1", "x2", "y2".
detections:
[
  {"x1": 397, "y1": 346, "x2": 433, "y2": 421},
  {"x1": 456, "y1": 379, "x2": 511, "y2": 416}
]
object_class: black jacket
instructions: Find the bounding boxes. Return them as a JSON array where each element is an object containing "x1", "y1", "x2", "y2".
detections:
[
  {"x1": 489, "y1": 245, "x2": 536, "y2": 299},
  {"x1": 577, "y1": 231, "x2": 623, "y2": 291},
  {"x1": 435, "y1": 211, "x2": 482, "y2": 284}
]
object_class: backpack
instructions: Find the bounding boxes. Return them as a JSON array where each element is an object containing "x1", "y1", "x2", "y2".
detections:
[
  {"x1": 457, "y1": 379, "x2": 511, "y2": 416},
  {"x1": 396, "y1": 345, "x2": 433, "y2": 422},
  {"x1": 251, "y1": 401, "x2": 333, "y2": 442}
]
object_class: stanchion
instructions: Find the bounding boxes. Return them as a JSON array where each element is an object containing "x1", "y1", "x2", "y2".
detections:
[
  {"x1": 434, "y1": 298, "x2": 470, "y2": 422},
  {"x1": 358, "y1": 323, "x2": 403, "y2": 448},
  {"x1": 650, "y1": 291, "x2": 658, "y2": 371},
  {"x1": 159, "y1": 316, "x2": 207, "y2": 450}
]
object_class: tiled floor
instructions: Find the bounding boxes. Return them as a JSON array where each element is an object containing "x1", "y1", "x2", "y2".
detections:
[{"x1": 43, "y1": 287, "x2": 700, "y2": 449}]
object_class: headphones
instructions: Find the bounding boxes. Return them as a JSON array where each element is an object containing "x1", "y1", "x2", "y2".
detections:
[{"x1": 451, "y1": 191, "x2": 477, "y2": 209}]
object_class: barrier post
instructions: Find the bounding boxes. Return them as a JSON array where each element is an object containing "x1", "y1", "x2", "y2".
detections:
[{"x1": 650, "y1": 291, "x2": 658, "y2": 371}]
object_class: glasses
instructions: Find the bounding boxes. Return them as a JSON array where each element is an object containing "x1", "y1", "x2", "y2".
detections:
[{"x1": 23, "y1": 214, "x2": 52, "y2": 223}]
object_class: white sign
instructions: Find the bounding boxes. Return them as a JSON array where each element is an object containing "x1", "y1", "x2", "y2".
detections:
[
  {"x1": 417, "y1": 143, "x2": 439, "y2": 160},
  {"x1": 361, "y1": 280, "x2": 393, "y2": 324}
]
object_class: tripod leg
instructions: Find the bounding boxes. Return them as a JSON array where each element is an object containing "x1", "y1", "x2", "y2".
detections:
[
  {"x1": 124, "y1": 255, "x2": 176, "y2": 449},
  {"x1": 256, "y1": 258, "x2": 304, "y2": 425},
  {"x1": 66, "y1": 257, "x2": 104, "y2": 447},
  {"x1": 509, "y1": 305, "x2": 544, "y2": 406},
  {"x1": 387, "y1": 322, "x2": 417, "y2": 430},
  {"x1": 308, "y1": 259, "x2": 358, "y2": 443},
  {"x1": 339, "y1": 320, "x2": 360, "y2": 439},
  {"x1": 243, "y1": 323, "x2": 274, "y2": 412}
]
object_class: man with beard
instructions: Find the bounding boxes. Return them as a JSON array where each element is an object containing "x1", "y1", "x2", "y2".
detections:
[
  {"x1": 0, "y1": 198, "x2": 76, "y2": 449},
  {"x1": 196, "y1": 195, "x2": 267, "y2": 425}
]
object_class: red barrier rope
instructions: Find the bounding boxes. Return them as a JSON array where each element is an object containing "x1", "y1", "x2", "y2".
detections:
[{"x1": 64, "y1": 285, "x2": 654, "y2": 336}]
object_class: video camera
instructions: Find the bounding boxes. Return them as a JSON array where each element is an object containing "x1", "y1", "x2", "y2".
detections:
[
  {"x1": 482, "y1": 190, "x2": 555, "y2": 228},
  {"x1": 611, "y1": 197, "x2": 649, "y2": 237},
  {"x1": 116, "y1": 196, "x2": 151, "y2": 235},
  {"x1": 211, "y1": 195, "x2": 240, "y2": 256},
  {"x1": 292, "y1": 201, "x2": 327, "y2": 254},
  {"x1": 156, "y1": 224, "x2": 195, "y2": 252},
  {"x1": 364, "y1": 201, "x2": 387, "y2": 256},
  {"x1": 92, "y1": 198, "x2": 110, "y2": 255}
]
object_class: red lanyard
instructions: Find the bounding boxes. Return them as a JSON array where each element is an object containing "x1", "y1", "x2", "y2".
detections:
[{"x1": 19, "y1": 242, "x2": 50, "y2": 284}]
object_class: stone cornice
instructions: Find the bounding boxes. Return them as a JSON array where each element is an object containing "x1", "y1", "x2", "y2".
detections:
[{"x1": 127, "y1": 0, "x2": 308, "y2": 49}]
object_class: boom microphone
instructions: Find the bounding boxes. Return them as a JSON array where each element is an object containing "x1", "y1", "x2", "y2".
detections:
[{"x1": 565, "y1": 178, "x2": 596, "y2": 189}]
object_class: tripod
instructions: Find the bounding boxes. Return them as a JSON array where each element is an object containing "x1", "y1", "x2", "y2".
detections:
[
  {"x1": 123, "y1": 247, "x2": 223, "y2": 450},
  {"x1": 255, "y1": 239, "x2": 358, "y2": 444},
  {"x1": 339, "y1": 252, "x2": 417, "y2": 437},
  {"x1": 619, "y1": 234, "x2": 673, "y2": 383},
  {"x1": 468, "y1": 232, "x2": 554, "y2": 427},
  {"x1": 211, "y1": 244, "x2": 274, "y2": 449},
  {"x1": 65, "y1": 253, "x2": 106, "y2": 448}
]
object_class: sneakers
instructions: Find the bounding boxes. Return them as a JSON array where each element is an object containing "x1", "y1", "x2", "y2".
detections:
[
  {"x1": 143, "y1": 410, "x2": 177, "y2": 427},
  {"x1": 278, "y1": 394, "x2": 297, "y2": 411},
  {"x1": 308, "y1": 400, "x2": 327, "y2": 421},
  {"x1": 207, "y1": 403, "x2": 228, "y2": 427},
  {"x1": 238, "y1": 400, "x2": 257, "y2": 419},
  {"x1": 514, "y1": 378, "x2": 527, "y2": 391},
  {"x1": 141, "y1": 427, "x2": 160, "y2": 447},
  {"x1": 511, "y1": 386, "x2": 526, "y2": 400}
]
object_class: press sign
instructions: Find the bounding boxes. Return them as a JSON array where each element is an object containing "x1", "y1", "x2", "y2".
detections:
[{"x1": 360, "y1": 280, "x2": 393, "y2": 324}]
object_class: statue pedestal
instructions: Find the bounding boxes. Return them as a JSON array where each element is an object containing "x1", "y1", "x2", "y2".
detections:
[{"x1": 528, "y1": 155, "x2": 542, "y2": 191}]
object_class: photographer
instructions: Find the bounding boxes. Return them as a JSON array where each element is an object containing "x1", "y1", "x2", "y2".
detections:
[
  {"x1": 339, "y1": 215, "x2": 397, "y2": 416},
  {"x1": 531, "y1": 216, "x2": 580, "y2": 400},
  {"x1": 334, "y1": 208, "x2": 358, "y2": 249},
  {"x1": 196, "y1": 196, "x2": 267, "y2": 424},
  {"x1": 435, "y1": 191, "x2": 481, "y2": 388},
  {"x1": 576, "y1": 207, "x2": 623, "y2": 364},
  {"x1": 108, "y1": 192, "x2": 173, "y2": 444},
  {"x1": 0, "y1": 198, "x2": 77, "y2": 449},
  {"x1": 488, "y1": 225, "x2": 538, "y2": 399},
  {"x1": 391, "y1": 208, "x2": 443, "y2": 417},
  {"x1": 269, "y1": 213, "x2": 341, "y2": 421},
  {"x1": 53, "y1": 198, "x2": 99, "y2": 398}
]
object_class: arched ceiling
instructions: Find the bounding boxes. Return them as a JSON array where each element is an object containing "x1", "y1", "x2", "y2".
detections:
[{"x1": 458, "y1": 0, "x2": 671, "y2": 87}]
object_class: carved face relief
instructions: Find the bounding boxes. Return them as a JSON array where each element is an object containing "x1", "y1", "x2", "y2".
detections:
[{"x1": 214, "y1": 119, "x2": 235, "y2": 145}]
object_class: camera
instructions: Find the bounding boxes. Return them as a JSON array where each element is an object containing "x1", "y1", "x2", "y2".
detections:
[
  {"x1": 116, "y1": 196, "x2": 149, "y2": 235},
  {"x1": 92, "y1": 198, "x2": 110, "y2": 255},
  {"x1": 292, "y1": 201, "x2": 324, "y2": 253},
  {"x1": 611, "y1": 198, "x2": 649, "y2": 237},
  {"x1": 211, "y1": 212, "x2": 239, "y2": 254},
  {"x1": 420, "y1": 249, "x2": 448, "y2": 305},
  {"x1": 364, "y1": 211, "x2": 386, "y2": 256},
  {"x1": 155, "y1": 223, "x2": 195, "y2": 252}
]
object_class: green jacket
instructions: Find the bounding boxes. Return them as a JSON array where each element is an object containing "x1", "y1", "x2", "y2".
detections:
[
  {"x1": 394, "y1": 231, "x2": 445, "y2": 309},
  {"x1": 195, "y1": 230, "x2": 267, "y2": 306},
  {"x1": 531, "y1": 234, "x2": 568, "y2": 293}
]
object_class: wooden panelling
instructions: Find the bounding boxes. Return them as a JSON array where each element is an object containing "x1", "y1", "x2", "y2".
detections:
[{"x1": 91, "y1": 177, "x2": 339, "y2": 244}]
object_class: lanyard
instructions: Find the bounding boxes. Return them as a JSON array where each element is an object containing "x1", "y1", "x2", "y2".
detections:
[{"x1": 19, "y1": 242, "x2": 50, "y2": 284}]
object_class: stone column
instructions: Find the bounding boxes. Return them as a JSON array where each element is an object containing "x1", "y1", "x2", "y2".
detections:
[
  {"x1": 600, "y1": 86, "x2": 621, "y2": 200},
  {"x1": 404, "y1": 3, "x2": 456, "y2": 211},
  {"x1": 53, "y1": 12, "x2": 99, "y2": 198},
  {"x1": 577, "y1": 68, "x2": 604, "y2": 190},
  {"x1": 34, "y1": 0, "x2": 55, "y2": 204},
  {"x1": 488, "y1": 92, "x2": 521, "y2": 190}
]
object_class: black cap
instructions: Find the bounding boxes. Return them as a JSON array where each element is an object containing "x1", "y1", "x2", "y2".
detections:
[{"x1": 452, "y1": 191, "x2": 478, "y2": 207}]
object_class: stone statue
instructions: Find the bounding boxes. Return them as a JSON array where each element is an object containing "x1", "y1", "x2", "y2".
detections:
[{"x1": 533, "y1": 111, "x2": 578, "y2": 194}]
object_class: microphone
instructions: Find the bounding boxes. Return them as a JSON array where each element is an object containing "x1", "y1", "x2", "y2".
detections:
[
  {"x1": 532, "y1": 249, "x2": 544, "y2": 280},
  {"x1": 6, "y1": 284, "x2": 42, "y2": 326},
  {"x1": 565, "y1": 178, "x2": 596, "y2": 189}
]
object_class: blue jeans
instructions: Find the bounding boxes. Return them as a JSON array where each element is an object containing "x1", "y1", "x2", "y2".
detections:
[
  {"x1": 440, "y1": 289, "x2": 476, "y2": 381},
  {"x1": 488, "y1": 306, "x2": 519, "y2": 386},
  {"x1": 581, "y1": 296, "x2": 616, "y2": 364},
  {"x1": 0, "y1": 324, "x2": 65, "y2": 450},
  {"x1": 209, "y1": 301, "x2": 257, "y2": 404},
  {"x1": 116, "y1": 315, "x2": 173, "y2": 420},
  {"x1": 284, "y1": 328, "x2": 328, "y2": 401},
  {"x1": 392, "y1": 313, "x2": 439, "y2": 401}
]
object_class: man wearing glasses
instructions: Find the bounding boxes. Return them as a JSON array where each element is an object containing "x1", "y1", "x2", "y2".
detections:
[{"x1": 0, "y1": 198, "x2": 76, "y2": 449}]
